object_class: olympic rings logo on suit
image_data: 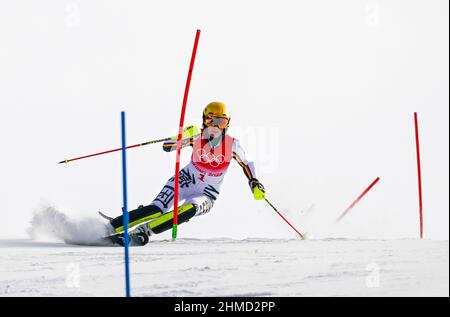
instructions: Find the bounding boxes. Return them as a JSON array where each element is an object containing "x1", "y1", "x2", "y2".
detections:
[{"x1": 196, "y1": 149, "x2": 225, "y2": 167}]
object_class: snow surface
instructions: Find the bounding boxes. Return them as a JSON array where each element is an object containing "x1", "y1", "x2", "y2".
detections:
[
  {"x1": 0, "y1": 206, "x2": 447, "y2": 297},
  {"x1": 0, "y1": 237, "x2": 447, "y2": 297}
]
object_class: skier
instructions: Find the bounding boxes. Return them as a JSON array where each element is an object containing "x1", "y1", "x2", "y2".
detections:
[{"x1": 105, "y1": 102, "x2": 265, "y2": 244}]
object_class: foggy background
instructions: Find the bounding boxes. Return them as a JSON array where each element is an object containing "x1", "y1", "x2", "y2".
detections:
[{"x1": 0, "y1": 0, "x2": 448, "y2": 240}]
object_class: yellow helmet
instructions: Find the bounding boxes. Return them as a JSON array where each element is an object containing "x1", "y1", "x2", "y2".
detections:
[
  {"x1": 202, "y1": 102, "x2": 231, "y2": 128},
  {"x1": 203, "y1": 102, "x2": 230, "y2": 119}
]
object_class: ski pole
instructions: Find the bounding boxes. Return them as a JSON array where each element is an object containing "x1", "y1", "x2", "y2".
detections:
[
  {"x1": 58, "y1": 125, "x2": 200, "y2": 164},
  {"x1": 264, "y1": 198, "x2": 304, "y2": 239},
  {"x1": 58, "y1": 137, "x2": 171, "y2": 164}
]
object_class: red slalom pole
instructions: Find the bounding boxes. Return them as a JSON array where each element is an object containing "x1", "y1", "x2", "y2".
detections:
[
  {"x1": 264, "y1": 198, "x2": 304, "y2": 239},
  {"x1": 414, "y1": 112, "x2": 424, "y2": 239},
  {"x1": 336, "y1": 177, "x2": 380, "y2": 222},
  {"x1": 172, "y1": 29, "x2": 201, "y2": 240}
]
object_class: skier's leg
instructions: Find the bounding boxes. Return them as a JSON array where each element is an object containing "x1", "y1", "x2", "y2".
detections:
[
  {"x1": 110, "y1": 204, "x2": 163, "y2": 230},
  {"x1": 139, "y1": 195, "x2": 215, "y2": 236},
  {"x1": 109, "y1": 165, "x2": 196, "y2": 232},
  {"x1": 142, "y1": 174, "x2": 221, "y2": 235},
  {"x1": 145, "y1": 203, "x2": 198, "y2": 234},
  {"x1": 184, "y1": 195, "x2": 215, "y2": 216}
]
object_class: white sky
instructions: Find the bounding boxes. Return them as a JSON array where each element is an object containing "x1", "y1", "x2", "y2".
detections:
[{"x1": 0, "y1": 0, "x2": 448, "y2": 239}]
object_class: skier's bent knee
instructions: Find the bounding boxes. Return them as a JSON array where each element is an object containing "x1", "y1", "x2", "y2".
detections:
[{"x1": 148, "y1": 203, "x2": 198, "y2": 234}]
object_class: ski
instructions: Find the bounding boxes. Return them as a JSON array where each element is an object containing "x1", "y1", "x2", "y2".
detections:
[{"x1": 105, "y1": 230, "x2": 150, "y2": 247}]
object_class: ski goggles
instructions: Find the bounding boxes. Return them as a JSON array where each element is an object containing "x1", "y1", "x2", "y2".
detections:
[{"x1": 204, "y1": 116, "x2": 230, "y2": 129}]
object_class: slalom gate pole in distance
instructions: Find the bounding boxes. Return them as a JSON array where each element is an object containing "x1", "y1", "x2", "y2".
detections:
[
  {"x1": 414, "y1": 112, "x2": 424, "y2": 239},
  {"x1": 336, "y1": 177, "x2": 380, "y2": 222},
  {"x1": 121, "y1": 111, "x2": 131, "y2": 297},
  {"x1": 172, "y1": 29, "x2": 201, "y2": 241},
  {"x1": 264, "y1": 198, "x2": 304, "y2": 239}
]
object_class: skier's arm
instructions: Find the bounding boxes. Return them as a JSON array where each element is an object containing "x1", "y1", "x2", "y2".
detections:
[
  {"x1": 232, "y1": 140, "x2": 265, "y2": 200},
  {"x1": 162, "y1": 138, "x2": 194, "y2": 152},
  {"x1": 162, "y1": 125, "x2": 200, "y2": 152}
]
